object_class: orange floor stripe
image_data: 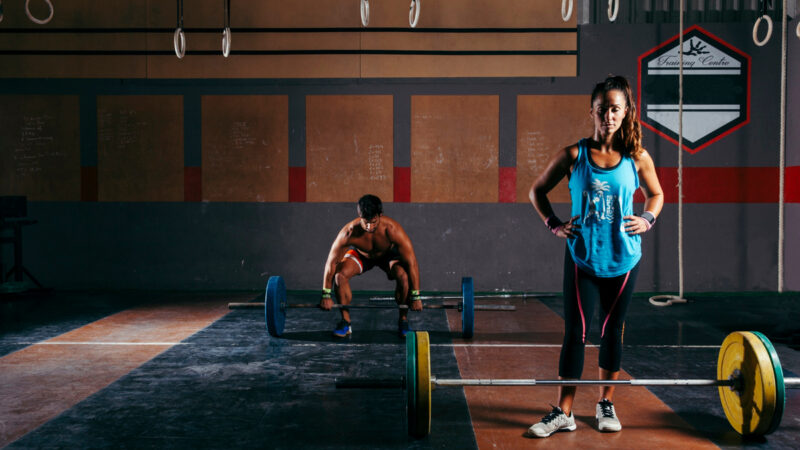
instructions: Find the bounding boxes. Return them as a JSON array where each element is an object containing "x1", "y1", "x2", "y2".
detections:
[
  {"x1": 0, "y1": 297, "x2": 230, "y2": 447},
  {"x1": 446, "y1": 300, "x2": 718, "y2": 449}
]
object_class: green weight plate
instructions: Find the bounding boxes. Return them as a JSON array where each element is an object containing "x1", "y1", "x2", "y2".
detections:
[
  {"x1": 406, "y1": 331, "x2": 417, "y2": 437},
  {"x1": 265, "y1": 276, "x2": 286, "y2": 337},
  {"x1": 751, "y1": 331, "x2": 785, "y2": 435}
]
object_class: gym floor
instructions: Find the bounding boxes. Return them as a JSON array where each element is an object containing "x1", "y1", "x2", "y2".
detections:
[{"x1": 1, "y1": 290, "x2": 798, "y2": 449}]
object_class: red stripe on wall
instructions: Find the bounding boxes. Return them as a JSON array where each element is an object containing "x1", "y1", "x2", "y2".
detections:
[
  {"x1": 498, "y1": 167, "x2": 516, "y2": 203},
  {"x1": 184, "y1": 167, "x2": 202, "y2": 202},
  {"x1": 81, "y1": 166, "x2": 97, "y2": 202},
  {"x1": 786, "y1": 166, "x2": 800, "y2": 204},
  {"x1": 633, "y1": 167, "x2": 795, "y2": 203},
  {"x1": 394, "y1": 167, "x2": 411, "y2": 203},
  {"x1": 289, "y1": 167, "x2": 306, "y2": 202}
]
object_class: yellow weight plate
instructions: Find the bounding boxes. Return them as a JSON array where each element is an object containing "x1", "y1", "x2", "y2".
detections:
[
  {"x1": 717, "y1": 331, "x2": 778, "y2": 436},
  {"x1": 415, "y1": 331, "x2": 432, "y2": 438}
]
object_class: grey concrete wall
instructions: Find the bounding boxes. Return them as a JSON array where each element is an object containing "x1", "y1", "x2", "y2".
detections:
[{"x1": 21, "y1": 201, "x2": 781, "y2": 293}]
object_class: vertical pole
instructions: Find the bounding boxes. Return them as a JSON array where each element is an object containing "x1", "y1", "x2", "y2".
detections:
[
  {"x1": 678, "y1": 0, "x2": 685, "y2": 299},
  {"x1": 778, "y1": 0, "x2": 787, "y2": 292}
]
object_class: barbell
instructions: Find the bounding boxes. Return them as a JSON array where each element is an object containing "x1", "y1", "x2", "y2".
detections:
[
  {"x1": 369, "y1": 292, "x2": 556, "y2": 302},
  {"x1": 336, "y1": 330, "x2": 799, "y2": 439},
  {"x1": 228, "y1": 276, "x2": 515, "y2": 338}
]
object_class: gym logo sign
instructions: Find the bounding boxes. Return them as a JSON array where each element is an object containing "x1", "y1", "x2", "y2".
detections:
[{"x1": 638, "y1": 25, "x2": 750, "y2": 153}]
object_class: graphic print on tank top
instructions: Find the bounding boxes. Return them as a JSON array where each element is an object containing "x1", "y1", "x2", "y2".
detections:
[{"x1": 583, "y1": 179, "x2": 619, "y2": 225}]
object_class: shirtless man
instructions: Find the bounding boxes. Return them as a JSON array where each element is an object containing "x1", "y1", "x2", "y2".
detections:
[{"x1": 320, "y1": 194, "x2": 422, "y2": 338}]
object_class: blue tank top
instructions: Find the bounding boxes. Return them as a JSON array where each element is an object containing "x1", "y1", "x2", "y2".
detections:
[{"x1": 567, "y1": 139, "x2": 641, "y2": 277}]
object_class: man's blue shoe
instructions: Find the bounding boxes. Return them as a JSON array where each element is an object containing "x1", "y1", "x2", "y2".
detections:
[
  {"x1": 333, "y1": 320, "x2": 352, "y2": 338},
  {"x1": 398, "y1": 319, "x2": 411, "y2": 338}
]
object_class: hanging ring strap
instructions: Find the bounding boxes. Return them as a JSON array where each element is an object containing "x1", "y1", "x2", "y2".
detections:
[
  {"x1": 174, "y1": 28, "x2": 186, "y2": 59},
  {"x1": 222, "y1": 28, "x2": 231, "y2": 57},
  {"x1": 222, "y1": 0, "x2": 231, "y2": 57},
  {"x1": 561, "y1": 0, "x2": 573, "y2": 22},
  {"x1": 360, "y1": 0, "x2": 369, "y2": 27},
  {"x1": 174, "y1": 0, "x2": 185, "y2": 59},
  {"x1": 409, "y1": 0, "x2": 420, "y2": 28},
  {"x1": 753, "y1": 15, "x2": 773, "y2": 46},
  {"x1": 753, "y1": 0, "x2": 773, "y2": 46},
  {"x1": 26, "y1": 0, "x2": 54, "y2": 25},
  {"x1": 607, "y1": 0, "x2": 619, "y2": 22}
]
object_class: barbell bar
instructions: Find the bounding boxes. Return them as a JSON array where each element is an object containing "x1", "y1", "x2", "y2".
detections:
[
  {"x1": 228, "y1": 302, "x2": 514, "y2": 312},
  {"x1": 234, "y1": 276, "x2": 512, "y2": 338},
  {"x1": 369, "y1": 292, "x2": 557, "y2": 301},
  {"x1": 336, "y1": 330, "x2": 799, "y2": 439},
  {"x1": 430, "y1": 378, "x2": 740, "y2": 387}
]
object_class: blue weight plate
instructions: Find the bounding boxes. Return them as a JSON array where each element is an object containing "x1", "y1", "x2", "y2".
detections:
[
  {"x1": 265, "y1": 276, "x2": 286, "y2": 337},
  {"x1": 461, "y1": 277, "x2": 474, "y2": 338}
]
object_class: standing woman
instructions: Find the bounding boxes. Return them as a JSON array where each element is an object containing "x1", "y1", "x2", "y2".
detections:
[{"x1": 526, "y1": 75, "x2": 664, "y2": 438}]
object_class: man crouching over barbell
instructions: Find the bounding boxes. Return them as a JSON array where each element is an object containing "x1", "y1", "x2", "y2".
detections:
[{"x1": 320, "y1": 194, "x2": 422, "y2": 338}]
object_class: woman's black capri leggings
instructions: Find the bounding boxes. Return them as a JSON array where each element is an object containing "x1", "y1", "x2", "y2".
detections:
[{"x1": 558, "y1": 247, "x2": 640, "y2": 379}]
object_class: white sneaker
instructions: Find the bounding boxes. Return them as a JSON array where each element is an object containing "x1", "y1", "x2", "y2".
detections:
[
  {"x1": 525, "y1": 406, "x2": 577, "y2": 438},
  {"x1": 596, "y1": 398, "x2": 622, "y2": 432}
]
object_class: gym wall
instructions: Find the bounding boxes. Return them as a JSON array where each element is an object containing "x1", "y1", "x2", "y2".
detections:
[{"x1": 0, "y1": 1, "x2": 797, "y2": 293}]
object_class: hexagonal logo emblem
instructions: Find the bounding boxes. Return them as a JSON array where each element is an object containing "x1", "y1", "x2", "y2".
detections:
[{"x1": 638, "y1": 25, "x2": 750, "y2": 153}]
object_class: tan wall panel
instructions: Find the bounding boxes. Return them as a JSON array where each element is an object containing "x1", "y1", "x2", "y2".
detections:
[
  {"x1": 148, "y1": 0, "x2": 361, "y2": 28},
  {"x1": 306, "y1": 95, "x2": 393, "y2": 203},
  {"x1": 0, "y1": 53, "x2": 574, "y2": 81},
  {"x1": 97, "y1": 96, "x2": 184, "y2": 202},
  {"x1": 201, "y1": 96, "x2": 289, "y2": 202},
  {"x1": 411, "y1": 96, "x2": 499, "y2": 203},
  {"x1": 232, "y1": 0, "x2": 366, "y2": 28},
  {"x1": 363, "y1": 32, "x2": 576, "y2": 51},
  {"x1": 149, "y1": 0, "x2": 224, "y2": 28},
  {"x1": 148, "y1": 0, "x2": 576, "y2": 28},
  {"x1": 0, "y1": 56, "x2": 148, "y2": 78},
  {"x1": 391, "y1": 0, "x2": 576, "y2": 28},
  {"x1": 0, "y1": 54, "x2": 574, "y2": 80},
  {"x1": 147, "y1": 55, "x2": 360, "y2": 79},
  {"x1": 0, "y1": 0, "x2": 574, "y2": 28},
  {"x1": 0, "y1": 0, "x2": 148, "y2": 28},
  {"x1": 362, "y1": 55, "x2": 576, "y2": 78},
  {"x1": 0, "y1": 1, "x2": 575, "y2": 79},
  {"x1": 148, "y1": 32, "x2": 361, "y2": 52},
  {"x1": 0, "y1": 34, "x2": 145, "y2": 51},
  {"x1": 516, "y1": 95, "x2": 591, "y2": 204},
  {"x1": 0, "y1": 96, "x2": 81, "y2": 201}
]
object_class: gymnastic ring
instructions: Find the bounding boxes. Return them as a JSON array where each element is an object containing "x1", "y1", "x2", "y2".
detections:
[
  {"x1": 752, "y1": 15, "x2": 772, "y2": 47},
  {"x1": 25, "y1": 0, "x2": 54, "y2": 25},
  {"x1": 561, "y1": 0, "x2": 573, "y2": 22},
  {"x1": 648, "y1": 295, "x2": 688, "y2": 307},
  {"x1": 360, "y1": 0, "x2": 369, "y2": 27},
  {"x1": 222, "y1": 27, "x2": 231, "y2": 57},
  {"x1": 409, "y1": 0, "x2": 420, "y2": 28},
  {"x1": 174, "y1": 27, "x2": 186, "y2": 59},
  {"x1": 608, "y1": 0, "x2": 619, "y2": 22}
]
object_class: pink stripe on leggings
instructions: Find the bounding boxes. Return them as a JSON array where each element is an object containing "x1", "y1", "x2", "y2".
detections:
[
  {"x1": 601, "y1": 271, "x2": 630, "y2": 338},
  {"x1": 575, "y1": 263, "x2": 587, "y2": 343}
]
